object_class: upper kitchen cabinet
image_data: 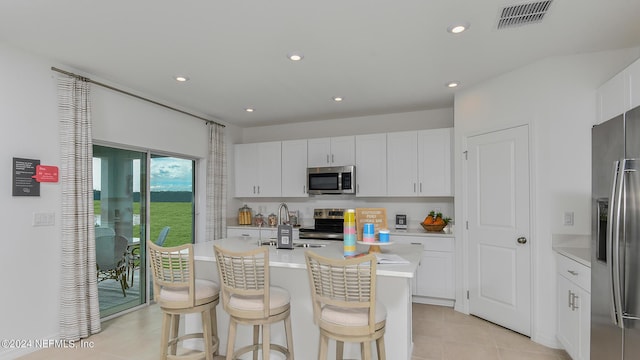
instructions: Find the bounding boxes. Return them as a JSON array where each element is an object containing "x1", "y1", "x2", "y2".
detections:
[
  {"x1": 629, "y1": 59, "x2": 640, "y2": 110},
  {"x1": 597, "y1": 57, "x2": 640, "y2": 123},
  {"x1": 355, "y1": 133, "x2": 387, "y2": 196},
  {"x1": 281, "y1": 139, "x2": 308, "y2": 197},
  {"x1": 418, "y1": 128, "x2": 453, "y2": 196},
  {"x1": 387, "y1": 128, "x2": 453, "y2": 197},
  {"x1": 597, "y1": 70, "x2": 628, "y2": 124},
  {"x1": 307, "y1": 136, "x2": 355, "y2": 167},
  {"x1": 234, "y1": 142, "x2": 282, "y2": 197}
]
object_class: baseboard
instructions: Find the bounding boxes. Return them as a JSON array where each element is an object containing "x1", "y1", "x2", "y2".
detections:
[{"x1": 412, "y1": 296, "x2": 455, "y2": 307}]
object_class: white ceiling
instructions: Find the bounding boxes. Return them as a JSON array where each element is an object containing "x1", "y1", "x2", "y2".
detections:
[{"x1": 0, "y1": 0, "x2": 638, "y2": 128}]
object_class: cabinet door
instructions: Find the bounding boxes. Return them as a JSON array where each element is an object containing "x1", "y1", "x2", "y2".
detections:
[
  {"x1": 579, "y1": 287, "x2": 591, "y2": 360},
  {"x1": 418, "y1": 128, "x2": 453, "y2": 196},
  {"x1": 330, "y1": 136, "x2": 355, "y2": 166},
  {"x1": 387, "y1": 131, "x2": 418, "y2": 196},
  {"x1": 629, "y1": 58, "x2": 640, "y2": 111},
  {"x1": 557, "y1": 274, "x2": 580, "y2": 360},
  {"x1": 307, "y1": 138, "x2": 331, "y2": 167},
  {"x1": 416, "y1": 250, "x2": 454, "y2": 299},
  {"x1": 234, "y1": 143, "x2": 258, "y2": 197},
  {"x1": 256, "y1": 141, "x2": 282, "y2": 197},
  {"x1": 598, "y1": 70, "x2": 627, "y2": 123},
  {"x1": 282, "y1": 139, "x2": 308, "y2": 197},
  {"x1": 355, "y1": 133, "x2": 387, "y2": 196}
]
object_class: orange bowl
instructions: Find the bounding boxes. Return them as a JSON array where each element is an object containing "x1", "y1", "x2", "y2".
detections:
[{"x1": 421, "y1": 223, "x2": 446, "y2": 232}]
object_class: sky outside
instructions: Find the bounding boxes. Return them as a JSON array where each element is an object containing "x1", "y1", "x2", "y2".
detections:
[{"x1": 93, "y1": 157, "x2": 193, "y2": 192}]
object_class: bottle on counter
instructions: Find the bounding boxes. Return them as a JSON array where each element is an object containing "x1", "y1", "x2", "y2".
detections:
[
  {"x1": 268, "y1": 213, "x2": 278, "y2": 227},
  {"x1": 343, "y1": 209, "x2": 356, "y2": 256},
  {"x1": 254, "y1": 213, "x2": 264, "y2": 227},
  {"x1": 238, "y1": 204, "x2": 252, "y2": 225}
]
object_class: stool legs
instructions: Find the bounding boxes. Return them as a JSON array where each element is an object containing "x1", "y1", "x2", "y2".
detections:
[{"x1": 285, "y1": 316, "x2": 294, "y2": 359}]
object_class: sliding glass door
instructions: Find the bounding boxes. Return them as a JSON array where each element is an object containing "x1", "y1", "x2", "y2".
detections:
[
  {"x1": 93, "y1": 146, "x2": 196, "y2": 318},
  {"x1": 93, "y1": 145, "x2": 147, "y2": 318}
]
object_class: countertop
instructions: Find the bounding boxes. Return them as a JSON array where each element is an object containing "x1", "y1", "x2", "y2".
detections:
[
  {"x1": 552, "y1": 234, "x2": 591, "y2": 267},
  {"x1": 227, "y1": 224, "x2": 455, "y2": 238},
  {"x1": 193, "y1": 236, "x2": 422, "y2": 278}
]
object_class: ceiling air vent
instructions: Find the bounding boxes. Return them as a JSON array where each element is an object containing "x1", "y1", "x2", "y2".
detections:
[{"x1": 497, "y1": 0, "x2": 553, "y2": 29}]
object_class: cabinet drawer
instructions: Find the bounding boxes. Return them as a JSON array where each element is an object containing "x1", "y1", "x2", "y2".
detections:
[
  {"x1": 557, "y1": 253, "x2": 590, "y2": 292},
  {"x1": 391, "y1": 235, "x2": 453, "y2": 252}
]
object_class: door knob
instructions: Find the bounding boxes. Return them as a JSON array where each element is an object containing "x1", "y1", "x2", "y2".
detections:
[{"x1": 517, "y1": 237, "x2": 527, "y2": 244}]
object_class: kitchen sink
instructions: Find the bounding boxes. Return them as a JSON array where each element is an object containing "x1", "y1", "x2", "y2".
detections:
[{"x1": 258, "y1": 240, "x2": 325, "y2": 248}]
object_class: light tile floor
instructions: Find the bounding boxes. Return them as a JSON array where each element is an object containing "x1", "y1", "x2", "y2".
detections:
[{"x1": 19, "y1": 303, "x2": 570, "y2": 360}]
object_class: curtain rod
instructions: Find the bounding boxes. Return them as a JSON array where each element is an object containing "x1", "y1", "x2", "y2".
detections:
[{"x1": 51, "y1": 66, "x2": 225, "y2": 128}]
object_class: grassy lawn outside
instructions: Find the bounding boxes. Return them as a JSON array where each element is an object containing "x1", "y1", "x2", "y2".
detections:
[{"x1": 95, "y1": 200, "x2": 192, "y2": 247}]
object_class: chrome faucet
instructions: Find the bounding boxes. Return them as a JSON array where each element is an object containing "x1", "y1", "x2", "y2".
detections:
[{"x1": 277, "y1": 202, "x2": 290, "y2": 225}]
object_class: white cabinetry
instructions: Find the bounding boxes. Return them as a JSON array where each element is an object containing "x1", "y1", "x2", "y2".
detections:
[
  {"x1": 387, "y1": 128, "x2": 453, "y2": 197},
  {"x1": 629, "y1": 59, "x2": 640, "y2": 110},
  {"x1": 307, "y1": 136, "x2": 355, "y2": 167},
  {"x1": 282, "y1": 139, "x2": 308, "y2": 197},
  {"x1": 556, "y1": 253, "x2": 590, "y2": 360},
  {"x1": 392, "y1": 233, "x2": 455, "y2": 306},
  {"x1": 355, "y1": 133, "x2": 387, "y2": 196},
  {"x1": 234, "y1": 142, "x2": 282, "y2": 197},
  {"x1": 597, "y1": 57, "x2": 640, "y2": 123},
  {"x1": 227, "y1": 226, "x2": 299, "y2": 241}
]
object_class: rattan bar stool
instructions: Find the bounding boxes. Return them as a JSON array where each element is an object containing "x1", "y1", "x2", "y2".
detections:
[
  {"x1": 213, "y1": 245, "x2": 294, "y2": 360},
  {"x1": 148, "y1": 241, "x2": 220, "y2": 360},
  {"x1": 304, "y1": 251, "x2": 386, "y2": 360}
]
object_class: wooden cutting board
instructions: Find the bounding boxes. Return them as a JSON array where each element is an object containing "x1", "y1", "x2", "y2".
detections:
[{"x1": 355, "y1": 208, "x2": 388, "y2": 241}]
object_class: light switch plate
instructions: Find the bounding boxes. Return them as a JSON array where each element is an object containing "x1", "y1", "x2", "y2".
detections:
[
  {"x1": 563, "y1": 211, "x2": 574, "y2": 226},
  {"x1": 33, "y1": 212, "x2": 55, "y2": 226}
]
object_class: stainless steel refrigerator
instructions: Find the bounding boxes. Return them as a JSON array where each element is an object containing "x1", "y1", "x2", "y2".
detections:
[{"x1": 592, "y1": 105, "x2": 640, "y2": 359}]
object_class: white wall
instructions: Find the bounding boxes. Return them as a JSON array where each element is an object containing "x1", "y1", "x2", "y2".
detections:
[
  {"x1": 0, "y1": 41, "x2": 242, "y2": 359},
  {"x1": 241, "y1": 108, "x2": 453, "y2": 142},
  {"x1": 453, "y1": 47, "x2": 640, "y2": 348},
  {"x1": 0, "y1": 41, "x2": 61, "y2": 360}
]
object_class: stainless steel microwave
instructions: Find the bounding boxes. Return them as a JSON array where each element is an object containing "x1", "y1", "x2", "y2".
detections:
[{"x1": 307, "y1": 165, "x2": 356, "y2": 195}]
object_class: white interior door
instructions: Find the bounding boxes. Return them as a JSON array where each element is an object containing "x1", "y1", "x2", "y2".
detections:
[{"x1": 466, "y1": 125, "x2": 531, "y2": 336}]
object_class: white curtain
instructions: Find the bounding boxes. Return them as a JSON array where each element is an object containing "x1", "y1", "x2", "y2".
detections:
[
  {"x1": 58, "y1": 76, "x2": 101, "y2": 340},
  {"x1": 206, "y1": 123, "x2": 227, "y2": 240}
]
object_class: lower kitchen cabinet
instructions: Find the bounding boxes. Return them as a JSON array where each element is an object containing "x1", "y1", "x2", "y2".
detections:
[
  {"x1": 392, "y1": 233, "x2": 455, "y2": 306},
  {"x1": 227, "y1": 226, "x2": 299, "y2": 242},
  {"x1": 556, "y1": 253, "x2": 591, "y2": 360}
]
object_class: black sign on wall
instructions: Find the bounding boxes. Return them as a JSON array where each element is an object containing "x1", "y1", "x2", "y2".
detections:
[{"x1": 13, "y1": 157, "x2": 40, "y2": 196}]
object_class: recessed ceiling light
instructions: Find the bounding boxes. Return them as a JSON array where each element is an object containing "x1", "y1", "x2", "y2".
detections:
[
  {"x1": 446, "y1": 81, "x2": 460, "y2": 88},
  {"x1": 245, "y1": 108, "x2": 255, "y2": 113},
  {"x1": 332, "y1": 96, "x2": 344, "y2": 102},
  {"x1": 175, "y1": 75, "x2": 190, "y2": 82},
  {"x1": 287, "y1": 52, "x2": 304, "y2": 61},
  {"x1": 447, "y1": 23, "x2": 470, "y2": 34}
]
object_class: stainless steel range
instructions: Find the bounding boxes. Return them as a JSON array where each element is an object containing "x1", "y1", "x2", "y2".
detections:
[{"x1": 298, "y1": 208, "x2": 345, "y2": 240}]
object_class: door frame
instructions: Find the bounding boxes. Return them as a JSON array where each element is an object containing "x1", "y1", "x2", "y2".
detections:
[{"x1": 457, "y1": 122, "x2": 540, "y2": 340}]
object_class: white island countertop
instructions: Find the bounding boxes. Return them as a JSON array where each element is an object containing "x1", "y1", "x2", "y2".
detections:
[
  {"x1": 190, "y1": 236, "x2": 422, "y2": 359},
  {"x1": 193, "y1": 237, "x2": 421, "y2": 278}
]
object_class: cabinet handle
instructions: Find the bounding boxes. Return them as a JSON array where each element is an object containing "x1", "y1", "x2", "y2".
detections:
[
  {"x1": 253, "y1": 185, "x2": 256, "y2": 194},
  {"x1": 568, "y1": 290, "x2": 572, "y2": 308},
  {"x1": 257, "y1": 186, "x2": 260, "y2": 194},
  {"x1": 332, "y1": 154, "x2": 335, "y2": 163},
  {"x1": 572, "y1": 294, "x2": 580, "y2": 311},
  {"x1": 420, "y1": 182, "x2": 423, "y2": 193},
  {"x1": 303, "y1": 185, "x2": 306, "y2": 194},
  {"x1": 567, "y1": 270, "x2": 578, "y2": 276},
  {"x1": 413, "y1": 183, "x2": 416, "y2": 193},
  {"x1": 326, "y1": 154, "x2": 330, "y2": 163}
]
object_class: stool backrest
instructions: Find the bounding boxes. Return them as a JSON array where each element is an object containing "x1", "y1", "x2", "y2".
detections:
[
  {"x1": 147, "y1": 240, "x2": 195, "y2": 307},
  {"x1": 214, "y1": 245, "x2": 270, "y2": 318},
  {"x1": 305, "y1": 251, "x2": 378, "y2": 333}
]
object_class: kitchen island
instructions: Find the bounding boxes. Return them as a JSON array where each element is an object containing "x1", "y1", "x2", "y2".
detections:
[{"x1": 186, "y1": 237, "x2": 421, "y2": 359}]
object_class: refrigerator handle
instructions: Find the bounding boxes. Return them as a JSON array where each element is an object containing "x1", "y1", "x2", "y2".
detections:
[{"x1": 609, "y1": 159, "x2": 625, "y2": 328}]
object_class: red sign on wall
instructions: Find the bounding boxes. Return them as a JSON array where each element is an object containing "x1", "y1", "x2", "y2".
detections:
[{"x1": 32, "y1": 165, "x2": 59, "y2": 183}]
